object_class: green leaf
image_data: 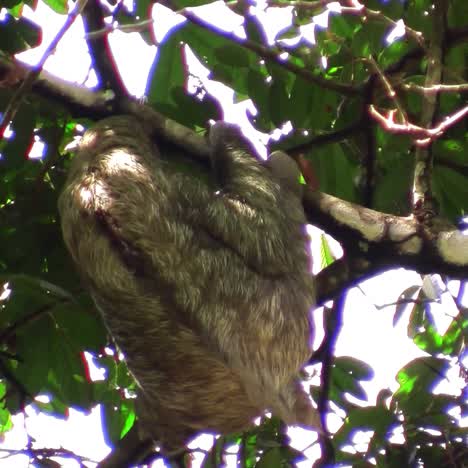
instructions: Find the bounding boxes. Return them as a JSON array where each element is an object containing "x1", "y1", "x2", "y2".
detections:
[
  {"x1": 0, "y1": 0, "x2": 23, "y2": 9},
  {"x1": 319, "y1": 233, "x2": 335, "y2": 268},
  {"x1": 268, "y1": 80, "x2": 289, "y2": 126},
  {"x1": 351, "y1": 22, "x2": 387, "y2": 58},
  {"x1": 214, "y1": 44, "x2": 251, "y2": 68},
  {"x1": 52, "y1": 299, "x2": 106, "y2": 352},
  {"x1": 404, "y1": 291, "x2": 424, "y2": 335},
  {"x1": 41, "y1": 0, "x2": 67, "y2": 14},
  {"x1": 448, "y1": 0, "x2": 468, "y2": 27},
  {"x1": 177, "y1": 0, "x2": 216, "y2": 7},
  {"x1": 393, "y1": 285, "x2": 421, "y2": 326},
  {"x1": 0, "y1": 275, "x2": 100, "y2": 411},
  {"x1": 244, "y1": 12, "x2": 268, "y2": 45},
  {"x1": 404, "y1": 0, "x2": 432, "y2": 36},
  {"x1": 256, "y1": 447, "x2": 287, "y2": 467},
  {"x1": 0, "y1": 14, "x2": 42, "y2": 54},
  {"x1": 1, "y1": 104, "x2": 36, "y2": 168},
  {"x1": 171, "y1": 86, "x2": 221, "y2": 128},
  {"x1": 34, "y1": 396, "x2": 68, "y2": 418},
  {"x1": 328, "y1": 13, "x2": 360, "y2": 40},
  {"x1": 330, "y1": 356, "x2": 374, "y2": 405},
  {"x1": 335, "y1": 356, "x2": 375, "y2": 381},
  {"x1": 179, "y1": 22, "x2": 257, "y2": 99},
  {"x1": 312, "y1": 144, "x2": 358, "y2": 202},
  {"x1": 255, "y1": 434, "x2": 305, "y2": 467},
  {"x1": 101, "y1": 400, "x2": 136, "y2": 445},
  {"x1": 373, "y1": 154, "x2": 413, "y2": 215},
  {"x1": 364, "y1": 0, "x2": 404, "y2": 18},
  {"x1": 146, "y1": 30, "x2": 186, "y2": 110},
  {"x1": 394, "y1": 356, "x2": 450, "y2": 406},
  {"x1": 246, "y1": 69, "x2": 271, "y2": 131},
  {"x1": 0, "y1": 382, "x2": 13, "y2": 433},
  {"x1": 433, "y1": 165, "x2": 468, "y2": 222},
  {"x1": 334, "y1": 406, "x2": 395, "y2": 449},
  {"x1": 378, "y1": 39, "x2": 411, "y2": 68},
  {"x1": 289, "y1": 76, "x2": 314, "y2": 128}
]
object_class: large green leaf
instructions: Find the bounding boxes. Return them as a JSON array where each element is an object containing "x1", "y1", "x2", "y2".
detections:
[{"x1": 0, "y1": 13, "x2": 41, "y2": 54}]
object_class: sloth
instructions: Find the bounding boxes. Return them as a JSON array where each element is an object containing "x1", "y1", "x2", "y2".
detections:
[{"x1": 58, "y1": 115, "x2": 318, "y2": 452}]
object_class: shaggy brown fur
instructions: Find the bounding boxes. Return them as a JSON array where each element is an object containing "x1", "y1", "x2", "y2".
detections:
[{"x1": 58, "y1": 115, "x2": 318, "y2": 451}]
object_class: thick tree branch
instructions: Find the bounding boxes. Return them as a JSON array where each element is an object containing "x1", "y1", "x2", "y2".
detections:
[
  {"x1": 305, "y1": 189, "x2": 468, "y2": 289},
  {"x1": 2, "y1": 58, "x2": 468, "y2": 297},
  {"x1": 81, "y1": 0, "x2": 128, "y2": 96},
  {"x1": 0, "y1": 58, "x2": 111, "y2": 117}
]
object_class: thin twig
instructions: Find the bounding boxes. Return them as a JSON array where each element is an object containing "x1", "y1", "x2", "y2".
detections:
[
  {"x1": 402, "y1": 82, "x2": 468, "y2": 94},
  {"x1": 368, "y1": 104, "x2": 468, "y2": 143},
  {"x1": 0, "y1": 298, "x2": 70, "y2": 344},
  {"x1": 411, "y1": 0, "x2": 448, "y2": 218},
  {"x1": 168, "y1": 2, "x2": 361, "y2": 96},
  {"x1": 267, "y1": 0, "x2": 425, "y2": 47},
  {"x1": 0, "y1": 0, "x2": 89, "y2": 137}
]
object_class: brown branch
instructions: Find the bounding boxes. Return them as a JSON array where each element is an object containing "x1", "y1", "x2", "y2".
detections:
[
  {"x1": 0, "y1": 58, "x2": 112, "y2": 118},
  {"x1": 357, "y1": 73, "x2": 377, "y2": 208},
  {"x1": 81, "y1": 0, "x2": 128, "y2": 96},
  {"x1": 368, "y1": 104, "x2": 468, "y2": 143},
  {"x1": 361, "y1": 111, "x2": 376, "y2": 208},
  {"x1": 85, "y1": 19, "x2": 154, "y2": 38},
  {"x1": 0, "y1": 446, "x2": 97, "y2": 466},
  {"x1": 402, "y1": 82, "x2": 468, "y2": 94},
  {"x1": 411, "y1": 0, "x2": 448, "y2": 219},
  {"x1": 366, "y1": 56, "x2": 406, "y2": 120},
  {"x1": 166, "y1": 1, "x2": 361, "y2": 97},
  {"x1": 0, "y1": 298, "x2": 69, "y2": 344},
  {"x1": 0, "y1": 357, "x2": 31, "y2": 409},
  {"x1": 305, "y1": 188, "x2": 468, "y2": 286},
  {"x1": 313, "y1": 295, "x2": 344, "y2": 467},
  {"x1": 2, "y1": 59, "x2": 468, "y2": 291},
  {"x1": 97, "y1": 423, "x2": 154, "y2": 468},
  {"x1": 338, "y1": 3, "x2": 425, "y2": 48}
]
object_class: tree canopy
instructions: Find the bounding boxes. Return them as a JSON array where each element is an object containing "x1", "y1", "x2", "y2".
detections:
[{"x1": 0, "y1": 0, "x2": 467, "y2": 466}]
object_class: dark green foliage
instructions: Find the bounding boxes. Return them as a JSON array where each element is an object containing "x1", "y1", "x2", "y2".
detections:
[{"x1": 0, "y1": 0, "x2": 466, "y2": 466}]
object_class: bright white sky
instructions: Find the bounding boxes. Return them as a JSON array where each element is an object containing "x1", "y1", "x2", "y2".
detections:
[{"x1": 0, "y1": 1, "x2": 465, "y2": 467}]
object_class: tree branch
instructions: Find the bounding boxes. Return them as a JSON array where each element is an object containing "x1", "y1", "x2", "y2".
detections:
[
  {"x1": 81, "y1": 0, "x2": 128, "y2": 96},
  {"x1": 97, "y1": 423, "x2": 154, "y2": 468},
  {"x1": 2, "y1": 58, "x2": 468, "y2": 297},
  {"x1": 165, "y1": 1, "x2": 362, "y2": 97},
  {"x1": 411, "y1": 0, "x2": 447, "y2": 219}
]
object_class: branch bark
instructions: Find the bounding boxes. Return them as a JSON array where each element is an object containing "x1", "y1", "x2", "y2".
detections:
[{"x1": 2, "y1": 57, "x2": 468, "y2": 298}]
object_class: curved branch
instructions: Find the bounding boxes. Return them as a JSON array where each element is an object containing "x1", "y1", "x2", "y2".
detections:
[
  {"x1": 2, "y1": 58, "x2": 468, "y2": 297},
  {"x1": 305, "y1": 189, "x2": 468, "y2": 287},
  {"x1": 168, "y1": 2, "x2": 362, "y2": 97}
]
